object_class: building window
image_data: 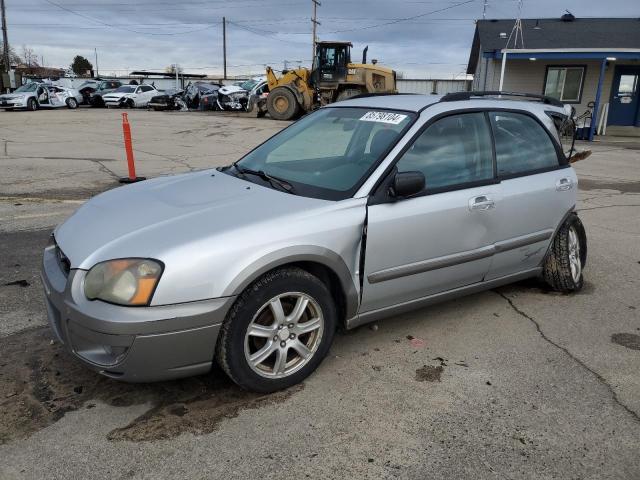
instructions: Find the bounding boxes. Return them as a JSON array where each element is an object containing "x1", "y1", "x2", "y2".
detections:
[{"x1": 544, "y1": 66, "x2": 585, "y2": 103}]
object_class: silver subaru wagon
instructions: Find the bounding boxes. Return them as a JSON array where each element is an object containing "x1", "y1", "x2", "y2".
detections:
[{"x1": 42, "y1": 92, "x2": 587, "y2": 392}]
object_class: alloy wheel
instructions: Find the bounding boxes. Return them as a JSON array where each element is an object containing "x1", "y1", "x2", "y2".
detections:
[
  {"x1": 244, "y1": 292, "x2": 324, "y2": 379},
  {"x1": 568, "y1": 226, "x2": 581, "y2": 283}
]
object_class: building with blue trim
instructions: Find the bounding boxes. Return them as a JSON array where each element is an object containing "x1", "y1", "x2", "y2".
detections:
[{"x1": 467, "y1": 16, "x2": 640, "y2": 140}]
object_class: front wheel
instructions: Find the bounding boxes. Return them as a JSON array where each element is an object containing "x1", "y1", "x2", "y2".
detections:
[
  {"x1": 66, "y1": 98, "x2": 78, "y2": 109},
  {"x1": 216, "y1": 267, "x2": 336, "y2": 393},
  {"x1": 542, "y1": 214, "x2": 587, "y2": 292},
  {"x1": 266, "y1": 87, "x2": 300, "y2": 121},
  {"x1": 27, "y1": 98, "x2": 37, "y2": 111}
]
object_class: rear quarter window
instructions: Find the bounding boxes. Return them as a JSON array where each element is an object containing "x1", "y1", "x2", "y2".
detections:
[{"x1": 489, "y1": 111, "x2": 560, "y2": 177}]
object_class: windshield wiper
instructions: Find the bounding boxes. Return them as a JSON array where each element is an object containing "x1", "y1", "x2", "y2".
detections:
[{"x1": 234, "y1": 164, "x2": 295, "y2": 194}]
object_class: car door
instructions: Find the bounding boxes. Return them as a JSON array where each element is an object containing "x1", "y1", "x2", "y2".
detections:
[
  {"x1": 360, "y1": 111, "x2": 501, "y2": 313},
  {"x1": 484, "y1": 110, "x2": 576, "y2": 280},
  {"x1": 140, "y1": 86, "x2": 156, "y2": 105}
]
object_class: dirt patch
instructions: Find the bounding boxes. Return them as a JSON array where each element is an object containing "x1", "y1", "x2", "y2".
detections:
[
  {"x1": 611, "y1": 333, "x2": 640, "y2": 351},
  {"x1": 414, "y1": 365, "x2": 443, "y2": 382},
  {"x1": 0, "y1": 327, "x2": 303, "y2": 445},
  {"x1": 578, "y1": 179, "x2": 640, "y2": 194}
]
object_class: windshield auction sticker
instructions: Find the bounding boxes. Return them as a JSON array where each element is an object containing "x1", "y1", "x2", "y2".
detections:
[{"x1": 360, "y1": 111, "x2": 408, "y2": 125}]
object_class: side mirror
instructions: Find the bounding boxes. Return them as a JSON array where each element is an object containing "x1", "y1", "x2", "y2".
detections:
[{"x1": 390, "y1": 171, "x2": 425, "y2": 198}]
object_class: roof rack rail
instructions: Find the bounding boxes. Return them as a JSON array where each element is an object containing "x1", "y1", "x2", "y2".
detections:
[{"x1": 440, "y1": 91, "x2": 564, "y2": 108}]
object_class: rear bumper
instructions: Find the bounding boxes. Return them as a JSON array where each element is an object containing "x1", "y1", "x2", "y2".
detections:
[{"x1": 41, "y1": 245, "x2": 235, "y2": 382}]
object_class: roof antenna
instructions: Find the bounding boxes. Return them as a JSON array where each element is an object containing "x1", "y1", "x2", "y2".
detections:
[{"x1": 505, "y1": 0, "x2": 525, "y2": 49}]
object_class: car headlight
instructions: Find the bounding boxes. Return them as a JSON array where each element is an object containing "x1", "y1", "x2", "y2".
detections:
[{"x1": 84, "y1": 259, "x2": 163, "y2": 306}]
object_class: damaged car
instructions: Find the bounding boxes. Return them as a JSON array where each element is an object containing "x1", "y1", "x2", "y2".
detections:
[
  {"x1": 0, "y1": 82, "x2": 81, "y2": 111},
  {"x1": 42, "y1": 92, "x2": 587, "y2": 393},
  {"x1": 103, "y1": 84, "x2": 159, "y2": 108},
  {"x1": 86, "y1": 80, "x2": 123, "y2": 107},
  {"x1": 147, "y1": 89, "x2": 187, "y2": 111},
  {"x1": 217, "y1": 77, "x2": 267, "y2": 111}
]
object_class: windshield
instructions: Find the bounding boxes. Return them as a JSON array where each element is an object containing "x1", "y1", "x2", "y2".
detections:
[
  {"x1": 114, "y1": 86, "x2": 136, "y2": 93},
  {"x1": 233, "y1": 107, "x2": 415, "y2": 200},
  {"x1": 15, "y1": 83, "x2": 38, "y2": 93},
  {"x1": 240, "y1": 79, "x2": 259, "y2": 91}
]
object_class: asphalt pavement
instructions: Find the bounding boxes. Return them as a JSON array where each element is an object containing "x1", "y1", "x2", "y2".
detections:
[{"x1": 0, "y1": 108, "x2": 639, "y2": 479}]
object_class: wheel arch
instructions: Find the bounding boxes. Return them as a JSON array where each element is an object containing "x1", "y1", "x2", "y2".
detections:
[
  {"x1": 540, "y1": 207, "x2": 585, "y2": 266},
  {"x1": 221, "y1": 246, "x2": 359, "y2": 326}
]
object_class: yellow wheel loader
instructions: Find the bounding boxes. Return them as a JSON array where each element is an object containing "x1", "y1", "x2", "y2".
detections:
[{"x1": 265, "y1": 41, "x2": 397, "y2": 120}]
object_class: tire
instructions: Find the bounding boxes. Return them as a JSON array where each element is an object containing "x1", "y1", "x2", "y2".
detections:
[
  {"x1": 336, "y1": 88, "x2": 363, "y2": 102},
  {"x1": 542, "y1": 214, "x2": 587, "y2": 293},
  {"x1": 66, "y1": 98, "x2": 78, "y2": 109},
  {"x1": 216, "y1": 267, "x2": 337, "y2": 393},
  {"x1": 27, "y1": 98, "x2": 37, "y2": 111},
  {"x1": 266, "y1": 87, "x2": 300, "y2": 121}
]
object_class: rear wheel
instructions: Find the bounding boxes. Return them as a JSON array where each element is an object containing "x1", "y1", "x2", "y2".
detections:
[
  {"x1": 336, "y1": 88, "x2": 363, "y2": 102},
  {"x1": 267, "y1": 87, "x2": 300, "y2": 121},
  {"x1": 27, "y1": 98, "x2": 37, "y2": 111},
  {"x1": 66, "y1": 98, "x2": 78, "y2": 109},
  {"x1": 216, "y1": 267, "x2": 336, "y2": 393},
  {"x1": 542, "y1": 214, "x2": 587, "y2": 292}
]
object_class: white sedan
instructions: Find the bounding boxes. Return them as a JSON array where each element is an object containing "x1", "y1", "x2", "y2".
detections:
[
  {"x1": 0, "y1": 83, "x2": 81, "y2": 111},
  {"x1": 102, "y1": 84, "x2": 159, "y2": 108}
]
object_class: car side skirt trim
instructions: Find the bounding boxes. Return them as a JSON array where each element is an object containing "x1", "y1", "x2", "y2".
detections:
[
  {"x1": 350, "y1": 267, "x2": 542, "y2": 329},
  {"x1": 367, "y1": 230, "x2": 552, "y2": 284}
]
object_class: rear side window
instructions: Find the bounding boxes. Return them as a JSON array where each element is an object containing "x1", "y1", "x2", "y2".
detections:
[
  {"x1": 489, "y1": 112, "x2": 559, "y2": 176},
  {"x1": 395, "y1": 112, "x2": 494, "y2": 191}
]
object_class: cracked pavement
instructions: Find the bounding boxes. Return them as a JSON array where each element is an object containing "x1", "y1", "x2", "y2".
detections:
[{"x1": 1, "y1": 109, "x2": 639, "y2": 479}]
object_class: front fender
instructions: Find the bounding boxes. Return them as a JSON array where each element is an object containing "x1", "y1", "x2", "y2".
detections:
[{"x1": 222, "y1": 245, "x2": 360, "y2": 320}]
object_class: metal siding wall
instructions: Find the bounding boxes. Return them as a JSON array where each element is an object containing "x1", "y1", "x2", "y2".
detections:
[{"x1": 397, "y1": 79, "x2": 471, "y2": 95}]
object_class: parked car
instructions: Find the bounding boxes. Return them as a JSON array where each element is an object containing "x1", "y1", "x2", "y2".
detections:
[
  {"x1": 86, "y1": 80, "x2": 123, "y2": 107},
  {"x1": 147, "y1": 89, "x2": 187, "y2": 111},
  {"x1": 217, "y1": 77, "x2": 267, "y2": 111},
  {"x1": 184, "y1": 82, "x2": 222, "y2": 109},
  {"x1": 102, "y1": 84, "x2": 159, "y2": 108},
  {"x1": 0, "y1": 82, "x2": 80, "y2": 110},
  {"x1": 42, "y1": 92, "x2": 587, "y2": 392}
]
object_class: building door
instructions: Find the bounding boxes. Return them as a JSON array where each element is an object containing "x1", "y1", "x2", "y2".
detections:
[{"x1": 608, "y1": 66, "x2": 640, "y2": 126}]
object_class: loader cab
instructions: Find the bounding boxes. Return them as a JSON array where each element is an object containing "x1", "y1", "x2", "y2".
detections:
[{"x1": 313, "y1": 41, "x2": 352, "y2": 86}]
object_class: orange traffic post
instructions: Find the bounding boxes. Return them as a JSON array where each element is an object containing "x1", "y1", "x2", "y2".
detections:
[{"x1": 119, "y1": 112, "x2": 146, "y2": 183}]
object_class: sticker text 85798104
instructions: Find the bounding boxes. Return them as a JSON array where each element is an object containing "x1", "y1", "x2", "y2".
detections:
[{"x1": 360, "y1": 111, "x2": 408, "y2": 125}]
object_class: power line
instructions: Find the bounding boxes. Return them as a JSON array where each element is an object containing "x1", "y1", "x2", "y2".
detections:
[{"x1": 320, "y1": 0, "x2": 476, "y2": 34}]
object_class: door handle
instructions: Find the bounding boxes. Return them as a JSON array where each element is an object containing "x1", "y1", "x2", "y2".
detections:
[
  {"x1": 556, "y1": 178, "x2": 573, "y2": 191},
  {"x1": 469, "y1": 195, "x2": 495, "y2": 211}
]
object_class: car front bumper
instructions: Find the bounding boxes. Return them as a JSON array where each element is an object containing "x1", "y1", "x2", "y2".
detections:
[
  {"x1": 41, "y1": 244, "x2": 235, "y2": 382},
  {"x1": 0, "y1": 99, "x2": 26, "y2": 108}
]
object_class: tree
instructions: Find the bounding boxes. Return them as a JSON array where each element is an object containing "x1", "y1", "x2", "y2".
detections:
[
  {"x1": 70, "y1": 55, "x2": 93, "y2": 76},
  {"x1": 165, "y1": 64, "x2": 183, "y2": 74},
  {"x1": 0, "y1": 42, "x2": 22, "y2": 70},
  {"x1": 22, "y1": 45, "x2": 39, "y2": 68}
]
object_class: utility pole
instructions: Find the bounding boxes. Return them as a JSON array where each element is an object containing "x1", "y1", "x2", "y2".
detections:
[
  {"x1": 482, "y1": 0, "x2": 488, "y2": 19},
  {"x1": 222, "y1": 16, "x2": 227, "y2": 80},
  {"x1": 311, "y1": 0, "x2": 321, "y2": 64},
  {"x1": 1, "y1": 0, "x2": 10, "y2": 75},
  {"x1": 94, "y1": 48, "x2": 99, "y2": 77}
]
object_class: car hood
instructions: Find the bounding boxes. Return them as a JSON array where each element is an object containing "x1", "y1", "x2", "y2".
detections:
[
  {"x1": 103, "y1": 92, "x2": 129, "y2": 99},
  {"x1": 54, "y1": 170, "x2": 333, "y2": 270},
  {"x1": 218, "y1": 85, "x2": 247, "y2": 96}
]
